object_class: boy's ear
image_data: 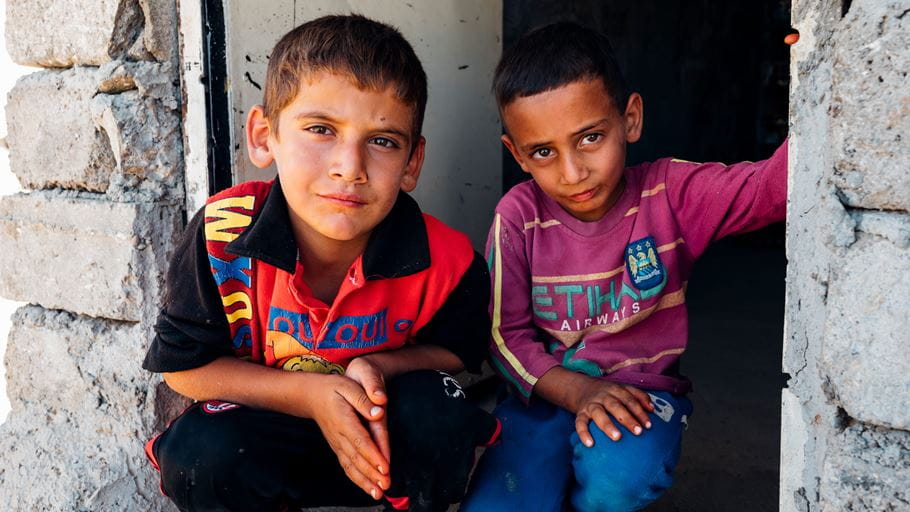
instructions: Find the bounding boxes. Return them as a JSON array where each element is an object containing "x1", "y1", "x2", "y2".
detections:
[
  {"x1": 623, "y1": 93, "x2": 644, "y2": 144},
  {"x1": 246, "y1": 105, "x2": 275, "y2": 169},
  {"x1": 501, "y1": 134, "x2": 530, "y2": 174},
  {"x1": 400, "y1": 136, "x2": 426, "y2": 193}
]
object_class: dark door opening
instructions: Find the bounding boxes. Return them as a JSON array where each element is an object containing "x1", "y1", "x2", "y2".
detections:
[{"x1": 502, "y1": 2, "x2": 791, "y2": 510}]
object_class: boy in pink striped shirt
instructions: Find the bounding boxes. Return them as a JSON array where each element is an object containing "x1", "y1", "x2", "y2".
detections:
[{"x1": 462, "y1": 22, "x2": 787, "y2": 512}]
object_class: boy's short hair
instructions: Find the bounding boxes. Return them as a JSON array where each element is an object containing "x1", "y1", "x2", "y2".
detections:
[
  {"x1": 493, "y1": 22, "x2": 628, "y2": 113},
  {"x1": 264, "y1": 14, "x2": 427, "y2": 143}
]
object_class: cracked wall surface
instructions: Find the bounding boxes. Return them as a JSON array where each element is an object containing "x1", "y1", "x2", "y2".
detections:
[
  {"x1": 0, "y1": 0, "x2": 185, "y2": 509},
  {"x1": 783, "y1": 0, "x2": 910, "y2": 510}
]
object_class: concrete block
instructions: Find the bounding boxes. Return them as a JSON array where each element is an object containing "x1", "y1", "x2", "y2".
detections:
[
  {"x1": 138, "y1": 0, "x2": 178, "y2": 64},
  {"x1": 830, "y1": 1, "x2": 910, "y2": 211},
  {"x1": 6, "y1": 62, "x2": 183, "y2": 200},
  {"x1": 823, "y1": 231, "x2": 910, "y2": 430},
  {"x1": 6, "y1": 0, "x2": 136, "y2": 67},
  {"x1": 92, "y1": 61, "x2": 184, "y2": 202},
  {"x1": 0, "y1": 192, "x2": 182, "y2": 322},
  {"x1": 5, "y1": 0, "x2": 177, "y2": 67},
  {"x1": 6, "y1": 67, "x2": 115, "y2": 193},
  {"x1": 0, "y1": 305, "x2": 173, "y2": 511},
  {"x1": 820, "y1": 422, "x2": 910, "y2": 511}
]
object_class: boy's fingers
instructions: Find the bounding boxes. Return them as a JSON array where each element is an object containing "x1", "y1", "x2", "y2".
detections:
[
  {"x1": 615, "y1": 389, "x2": 652, "y2": 431},
  {"x1": 627, "y1": 386, "x2": 655, "y2": 412},
  {"x1": 351, "y1": 445, "x2": 391, "y2": 493},
  {"x1": 338, "y1": 450, "x2": 385, "y2": 500},
  {"x1": 575, "y1": 412, "x2": 595, "y2": 448},
  {"x1": 589, "y1": 405, "x2": 624, "y2": 441},
  {"x1": 368, "y1": 418, "x2": 392, "y2": 466},
  {"x1": 338, "y1": 384, "x2": 385, "y2": 422},
  {"x1": 341, "y1": 430, "x2": 390, "y2": 491}
]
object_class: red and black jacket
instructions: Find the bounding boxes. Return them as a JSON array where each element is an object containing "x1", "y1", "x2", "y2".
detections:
[{"x1": 144, "y1": 179, "x2": 490, "y2": 374}]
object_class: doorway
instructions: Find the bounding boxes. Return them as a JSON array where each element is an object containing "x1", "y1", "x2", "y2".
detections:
[{"x1": 502, "y1": 1, "x2": 791, "y2": 510}]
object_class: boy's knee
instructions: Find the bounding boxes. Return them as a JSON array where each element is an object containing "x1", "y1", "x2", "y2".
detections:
[
  {"x1": 153, "y1": 403, "x2": 278, "y2": 509},
  {"x1": 572, "y1": 454, "x2": 673, "y2": 512},
  {"x1": 572, "y1": 472, "x2": 667, "y2": 512},
  {"x1": 570, "y1": 420, "x2": 678, "y2": 512},
  {"x1": 384, "y1": 371, "x2": 500, "y2": 506}
]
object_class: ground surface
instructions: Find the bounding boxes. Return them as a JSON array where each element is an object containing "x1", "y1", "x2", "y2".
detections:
[{"x1": 650, "y1": 235, "x2": 785, "y2": 511}]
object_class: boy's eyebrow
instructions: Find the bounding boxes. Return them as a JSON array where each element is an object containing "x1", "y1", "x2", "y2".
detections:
[
  {"x1": 294, "y1": 111, "x2": 411, "y2": 141},
  {"x1": 520, "y1": 118, "x2": 611, "y2": 152},
  {"x1": 571, "y1": 118, "x2": 611, "y2": 136}
]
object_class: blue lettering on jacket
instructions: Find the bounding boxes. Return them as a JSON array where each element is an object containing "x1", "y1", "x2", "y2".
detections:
[
  {"x1": 320, "y1": 310, "x2": 389, "y2": 349},
  {"x1": 209, "y1": 254, "x2": 252, "y2": 287},
  {"x1": 267, "y1": 306, "x2": 394, "y2": 350},
  {"x1": 267, "y1": 306, "x2": 316, "y2": 350}
]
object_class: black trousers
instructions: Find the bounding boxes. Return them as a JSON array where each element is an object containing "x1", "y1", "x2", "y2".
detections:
[{"x1": 146, "y1": 370, "x2": 500, "y2": 512}]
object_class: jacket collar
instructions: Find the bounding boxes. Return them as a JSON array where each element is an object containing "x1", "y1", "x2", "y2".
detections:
[{"x1": 226, "y1": 178, "x2": 430, "y2": 279}]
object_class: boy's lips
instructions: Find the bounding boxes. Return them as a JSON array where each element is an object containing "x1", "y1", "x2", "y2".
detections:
[
  {"x1": 568, "y1": 187, "x2": 598, "y2": 202},
  {"x1": 319, "y1": 193, "x2": 367, "y2": 207}
]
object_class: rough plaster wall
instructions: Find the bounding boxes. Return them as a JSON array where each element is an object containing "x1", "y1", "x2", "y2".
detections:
[
  {"x1": 6, "y1": 61, "x2": 182, "y2": 199},
  {"x1": 783, "y1": 0, "x2": 910, "y2": 510},
  {"x1": 0, "y1": 0, "x2": 185, "y2": 510},
  {"x1": 0, "y1": 307, "x2": 160, "y2": 510}
]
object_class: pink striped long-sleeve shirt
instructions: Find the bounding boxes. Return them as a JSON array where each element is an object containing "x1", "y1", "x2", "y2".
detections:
[{"x1": 487, "y1": 142, "x2": 788, "y2": 399}]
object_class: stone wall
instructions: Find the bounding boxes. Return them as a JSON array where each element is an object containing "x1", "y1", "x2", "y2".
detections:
[
  {"x1": 783, "y1": 0, "x2": 910, "y2": 510},
  {"x1": 0, "y1": 0, "x2": 184, "y2": 509}
]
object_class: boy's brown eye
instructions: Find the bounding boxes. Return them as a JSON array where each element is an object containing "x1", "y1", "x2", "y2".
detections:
[
  {"x1": 307, "y1": 125, "x2": 331, "y2": 135},
  {"x1": 534, "y1": 148, "x2": 552, "y2": 158},
  {"x1": 370, "y1": 137, "x2": 399, "y2": 149}
]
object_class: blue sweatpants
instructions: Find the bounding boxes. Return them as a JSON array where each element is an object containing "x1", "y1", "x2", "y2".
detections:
[{"x1": 461, "y1": 390, "x2": 692, "y2": 512}]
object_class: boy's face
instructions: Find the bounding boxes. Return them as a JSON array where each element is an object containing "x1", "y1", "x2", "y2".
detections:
[
  {"x1": 247, "y1": 72, "x2": 424, "y2": 248},
  {"x1": 500, "y1": 79, "x2": 642, "y2": 222}
]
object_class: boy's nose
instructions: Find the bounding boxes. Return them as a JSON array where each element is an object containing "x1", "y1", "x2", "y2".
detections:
[
  {"x1": 329, "y1": 142, "x2": 367, "y2": 183},
  {"x1": 561, "y1": 156, "x2": 589, "y2": 185}
]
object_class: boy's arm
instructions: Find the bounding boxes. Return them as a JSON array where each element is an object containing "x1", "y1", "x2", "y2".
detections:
[
  {"x1": 665, "y1": 139, "x2": 788, "y2": 257},
  {"x1": 486, "y1": 213, "x2": 562, "y2": 400},
  {"x1": 143, "y1": 207, "x2": 233, "y2": 373}
]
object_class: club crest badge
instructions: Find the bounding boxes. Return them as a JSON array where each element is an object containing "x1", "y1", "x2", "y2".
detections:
[{"x1": 626, "y1": 236, "x2": 665, "y2": 290}]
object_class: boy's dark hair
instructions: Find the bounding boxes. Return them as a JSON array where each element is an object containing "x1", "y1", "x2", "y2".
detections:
[
  {"x1": 264, "y1": 14, "x2": 427, "y2": 144},
  {"x1": 493, "y1": 22, "x2": 628, "y2": 113}
]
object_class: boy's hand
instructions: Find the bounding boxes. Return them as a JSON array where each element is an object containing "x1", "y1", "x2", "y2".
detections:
[
  {"x1": 573, "y1": 379, "x2": 654, "y2": 447},
  {"x1": 310, "y1": 375, "x2": 391, "y2": 500},
  {"x1": 345, "y1": 356, "x2": 392, "y2": 464}
]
